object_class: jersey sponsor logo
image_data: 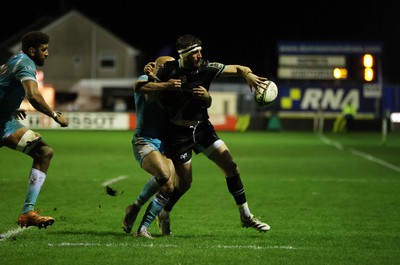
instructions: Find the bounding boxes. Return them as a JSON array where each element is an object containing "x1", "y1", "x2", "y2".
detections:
[{"x1": 208, "y1": 62, "x2": 224, "y2": 70}]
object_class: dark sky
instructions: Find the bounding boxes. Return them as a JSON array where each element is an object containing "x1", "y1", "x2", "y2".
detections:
[{"x1": 2, "y1": 1, "x2": 399, "y2": 83}]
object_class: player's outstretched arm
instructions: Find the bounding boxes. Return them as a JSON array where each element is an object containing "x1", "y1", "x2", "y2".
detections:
[
  {"x1": 221, "y1": 65, "x2": 268, "y2": 92},
  {"x1": 23, "y1": 80, "x2": 69, "y2": 127}
]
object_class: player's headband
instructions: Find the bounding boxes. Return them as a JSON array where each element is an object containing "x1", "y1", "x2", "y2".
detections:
[{"x1": 178, "y1": 44, "x2": 202, "y2": 58}]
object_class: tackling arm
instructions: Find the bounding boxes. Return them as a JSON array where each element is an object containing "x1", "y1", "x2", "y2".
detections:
[{"x1": 134, "y1": 78, "x2": 182, "y2": 93}]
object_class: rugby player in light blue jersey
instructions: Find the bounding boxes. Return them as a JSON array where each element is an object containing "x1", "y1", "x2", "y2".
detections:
[
  {"x1": 122, "y1": 56, "x2": 181, "y2": 238},
  {"x1": 0, "y1": 31, "x2": 68, "y2": 229}
]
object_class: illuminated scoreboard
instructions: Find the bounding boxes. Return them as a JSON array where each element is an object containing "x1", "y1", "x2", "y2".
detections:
[{"x1": 277, "y1": 41, "x2": 383, "y2": 83}]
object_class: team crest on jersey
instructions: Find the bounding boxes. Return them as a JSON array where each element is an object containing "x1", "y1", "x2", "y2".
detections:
[{"x1": 180, "y1": 153, "x2": 188, "y2": 160}]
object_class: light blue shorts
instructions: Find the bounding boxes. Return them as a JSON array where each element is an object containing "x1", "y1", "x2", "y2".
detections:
[
  {"x1": 132, "y1": 136, "x2": 165, "y2": 167},
  {"x1": 0, "y1": 117, "x2": 24, "y2": 147}
]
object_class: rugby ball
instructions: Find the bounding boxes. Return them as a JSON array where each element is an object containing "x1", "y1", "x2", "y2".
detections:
[{"x1": 254, "y1": 80, "x2": 278, "y2": 106}]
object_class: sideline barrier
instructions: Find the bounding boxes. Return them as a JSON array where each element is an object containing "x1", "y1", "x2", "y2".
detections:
[
  {"x1": 19, "y1": 112, "x2": 241, "y2": 131},
  {"x1": 20, "y1": 112, "x2": 133, "y2": 130}
]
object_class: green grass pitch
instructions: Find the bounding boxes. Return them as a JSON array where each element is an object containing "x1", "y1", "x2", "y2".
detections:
[{"x1": 1, "y1": 130, "x2": 400, "y2": 265}]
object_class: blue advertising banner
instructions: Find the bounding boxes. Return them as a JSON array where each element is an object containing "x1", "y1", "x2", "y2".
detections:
[{"x1": 274, "y1": 83, "x2": 379, "y2": 117}]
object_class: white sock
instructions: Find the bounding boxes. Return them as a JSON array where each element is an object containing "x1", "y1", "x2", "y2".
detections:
[
  {"x1": 21, "y1": 168, "x2": 46, "y2": 213},
  {"x1": 238, "y1": 202, "x2": 251, "y2": 218}
]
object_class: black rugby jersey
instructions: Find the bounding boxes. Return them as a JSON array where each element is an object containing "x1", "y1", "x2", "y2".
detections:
[{"x1": 156, "y1": 59, "x2": 225, "y2": 122}]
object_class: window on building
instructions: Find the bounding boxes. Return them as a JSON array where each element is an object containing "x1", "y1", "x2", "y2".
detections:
[{"x1": 99, "y1": 51, "x2": 117, "y2": 71}]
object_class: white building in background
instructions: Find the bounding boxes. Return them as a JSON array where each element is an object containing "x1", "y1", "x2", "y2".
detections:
[{"x1": 8, "y1": 10, "x2": 140, "y2": 94}]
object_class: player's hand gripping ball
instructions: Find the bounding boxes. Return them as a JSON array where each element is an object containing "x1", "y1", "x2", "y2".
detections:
[{"x1": 254, "y1": 80, "x2": 278, "y2": 107}]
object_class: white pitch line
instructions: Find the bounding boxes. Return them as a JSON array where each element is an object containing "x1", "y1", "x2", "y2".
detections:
[
  {"x1": 0, "y1": 227, "x2": 29, "y2": 241},
  {"x1": 320, "y1": 135, "x2": 400, "y2": 172},
  {"x1": 101, "y1": 175, "x2": 128, "y2": 187},
  {"x1": 48, "y1": 242, "x2": 180, "y2": 248},
  {"x1": 349, "y1": 148, "x2": 400, "y2": 172},
  {"x1": 47, "y1": 242, "x2": 296, "y2": 250},
  {"x1": 214, "y1": 244, "x2": 297, "y2": 250}
]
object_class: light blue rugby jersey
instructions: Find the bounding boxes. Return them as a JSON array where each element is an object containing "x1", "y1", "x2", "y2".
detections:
[
  {"x1": 134, "y1": 74, "x2": 168, "y2": 139},
  {"x1": 0, "y1": 51, "x2": 37, "y2": 114}
]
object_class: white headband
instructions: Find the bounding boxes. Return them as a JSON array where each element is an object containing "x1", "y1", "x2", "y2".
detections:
[{"x1": 178, "y1": 44, "x2": 202, "y2": 58}]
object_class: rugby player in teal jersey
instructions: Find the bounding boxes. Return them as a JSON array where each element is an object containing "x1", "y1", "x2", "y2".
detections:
[
  {"x1": 0, "y1": 31, "x2": 69, "y2": 229},
  {"x1": 122, "y1": 56, "x2": 181, "y2": 238}
]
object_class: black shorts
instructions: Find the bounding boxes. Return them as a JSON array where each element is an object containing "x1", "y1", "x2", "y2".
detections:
[{"x1": 165, "y1": 120, "x2": 220, "y2": 164}]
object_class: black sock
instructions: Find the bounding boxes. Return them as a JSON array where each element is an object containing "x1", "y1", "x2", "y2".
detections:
[
  {"x1": 163, "y1": 189, "x2": 184, "y2": 212},
  {"x1": 226, "y1": 173, "x2": 246, "y2": 205}
]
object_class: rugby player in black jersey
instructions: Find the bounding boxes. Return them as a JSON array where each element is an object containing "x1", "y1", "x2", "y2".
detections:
[{"x1": 152, "y1": 34, "x2": 271, "y2": 235}]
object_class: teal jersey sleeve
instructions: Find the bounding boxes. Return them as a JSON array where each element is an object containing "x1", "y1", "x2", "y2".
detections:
[{"x1": 0, "y1": 52, "x2": 37, "y2": 112}]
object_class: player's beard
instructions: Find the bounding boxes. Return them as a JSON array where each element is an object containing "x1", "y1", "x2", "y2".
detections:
[
  {"x1": 194, "y1": 58, "x2": 202, "y2": 68},
  {"x1": 33, "y1": 54, "x2": 45, "y2": 66}
]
